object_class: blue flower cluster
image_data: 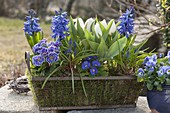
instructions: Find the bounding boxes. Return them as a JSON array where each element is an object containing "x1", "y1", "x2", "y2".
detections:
[
  {"x1": 137, "y1": 53, "x2": 170, "y2": 77},
  {"x1": 23, "y1": 9, "x2": 41, "y2": 36},
  {"x1": 51, "y1": 8, "x2": 69, "y2": 40},
  {"x1": 117, "y1": 7, "x2": 135, "y2": 38},
  {"x1": 82, "y1": 56, "x2": 101, "y2": 76},
  {"x1": 32, "y1": 39, "x2": 61, "y2": 66}
]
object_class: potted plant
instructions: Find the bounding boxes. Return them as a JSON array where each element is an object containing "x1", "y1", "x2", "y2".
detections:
[
  {"x1": 24, "y1": 7, "x2": 146, "y2": 111},
  {"x1": 137, "y1": 52, "x2": 170, "y2": 113}
]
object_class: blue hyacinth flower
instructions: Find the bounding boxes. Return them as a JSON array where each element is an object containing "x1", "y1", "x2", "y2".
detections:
[
  {"x1": 51, "y1": 8, "x2": 69, "y2": 40},
  {"x1": 23, "y1": 10, "x2": 41, "y2": 36},
  {"x1": 137, "y1": 68, "x2": 144, "y2": 77},
  {"x1": 92, "y1": 60, "x2": 101, "y2": 67},
  {"x1": 117, "y1": 7, "x2": 135, "y2": 38},
  {"x1": 90, "y1": 67, "x2": 98, "y2": 76},
  {"x1": 32, "y1": 55, "x2": 45, "y2": 66},
  {"x1": 46, "y1": 52, "x2": 59, "y2": 64},
  {"x1": 82, "y1": 61, "x2": 91, "y2": 70}
]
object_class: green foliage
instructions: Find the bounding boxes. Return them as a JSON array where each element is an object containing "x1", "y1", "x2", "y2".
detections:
[
  {"x1": 157, "y1": 0, "x2": 170, "y2": 50},
  {"x1": 25, "y1": 32, "x2": 43, "y2": 48},
  {"x1": 137, "y1": 53, "x2": 170, "y2": 91}
]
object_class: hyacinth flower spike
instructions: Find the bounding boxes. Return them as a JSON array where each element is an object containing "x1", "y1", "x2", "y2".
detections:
[
  {"x1": 117, "y1": 7, "x2": 135, "y2": 38},
  {"x1": 51, "y1": 8, "x2": 69, "y2": 41},
  {"x1": 23, "y1": 9, "x2": 42, "y2": 48}
]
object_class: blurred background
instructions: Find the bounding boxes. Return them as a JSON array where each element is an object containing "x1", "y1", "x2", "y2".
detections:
[{"x1": 0, "y1": 0, "x2": 160, "y2": 87}]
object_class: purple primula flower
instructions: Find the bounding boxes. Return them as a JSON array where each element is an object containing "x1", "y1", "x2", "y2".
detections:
[
  {"x1": 82, "y1": 61, "x2": 91, "y2": 70},
  {"x1": 160, "y1": 66, "x2": 170, "y2": 75},
  {"x1": 90, "y1": 67, "x2": 98, "y2": 76},
  {"x1": 166, "y1": 67, "x2": 170, "y2": 75},
  {"x1": 40, "y1": 47, "x2": 48, "y2": 57},
  {"x1": 48, "y1": 46, "x2": 56, "y2": 53},
  {"x1": 46, "y1": 52, "x2": 59, "y2": 64},
  {"x1": 117, "y1": 7, "x2": 135, "y2": 38},
  {"x1": 32, "y1": 55, "x2": 45, "y2": 66},
  {"x1": 157, "y1": 67, "x2": 165, "y2": 77},
  {"x1": 137, "y1": 68, "x2": 144, "y2": 77},
  {"x1": 51, "y1": 8, "x2": 69, "y2": 40},
  {"x1": 32, "y1": 43, "x2": 42, "y2": 54},
  {"x1": 159, "y1": 53, "x2": 164, "y2": 58},
  {"x1": 85, "y1": 56, "x2": 94, "y2": 61},
  {"x1": 23, "y1": 9, "x2": 41, "y2": 36},
  {"x1": 92, "y1": 60, "x2": 101, "y2": 67},
  {"x1": 39, "y1": 39, "x2": 47, "y2": 47},
  {"x1": 144, "y1": 54, "x2": 157, "y2": 68},
  {"x1": 148, "y1": 67, "x2": 154, "y2": 73}
]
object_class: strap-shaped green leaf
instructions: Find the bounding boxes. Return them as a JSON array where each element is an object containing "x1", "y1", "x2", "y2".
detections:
[
  {"x1": 84, "y1": 29, "x2": 95, "y2": 41},
  {"x1": 87, "y1": 39, "x2": 99, "y2": 51},
  {"x1": 25, "y1": 33, "x2": 34, "y2": 48},
  {"x1": 77, "y1": 19, "x2": 85, "y2": 39},
  {"x1": 97, "y1": 37, "x2": 108, "y2": 58},
  {"x1": 106, "y1": 37, "x2": 127, "y2": 58},
  {"x1": 69, "y1": 16, "x2": 77, "y2": 40}
]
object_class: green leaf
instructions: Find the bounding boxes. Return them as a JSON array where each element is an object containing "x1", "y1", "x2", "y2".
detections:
[
  {"x1": 106, "y1": 19, "x2": 114, "y2": 31},
  {"x1": 154, "y1": 81, "x2": 160, "y2": 86},
  {"x1": 81, "y1": 39, "x2": 90, "y2": 49},
  {"x1": 97, "y1": 37, "x2": 108, "y2": 58},
  {"x1": 84, "y1": 29, "x2": 95, "y2": 41},
  {"x1": 146, "y1": 83, "x2": 153, "y2": 90},
  {"x1": 166, "y1": 78, "x2": 170, "y2": 85},
  {"x1": 69, "y1": 16, "x2": 77, "y2": 40},
  {"x1": 87, "y1": 39, "x2": 99, "y2": 51},
  {"x1": 106, "y1": 37, "x2": 127, "y2": 58},
  {"x1": 156, "y1": 85, "x2": 163, "y2": 91},
  {"x1": 33, "y1": 32, "x2": 40, "y2": 45},
  {"x1": 77, "y1": 19, "x2": 85, "y2": 39},
  {"x1": 137, "y1": 76, "x2": 144, "y2": 82},
  {"x1": 25, "y1": 34, "x2": 34, "y2": 48},
  {"x1": 41, "y1": 66, "x2": 63, "y2": 89},
  {"x1": 74, "y1": 53, "x2": 98, "y2": 64}
]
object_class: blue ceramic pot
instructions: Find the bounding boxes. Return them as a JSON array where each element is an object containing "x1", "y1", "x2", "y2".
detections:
[{"x1": 147, "y1": 85, "x2": 170, "y2": 113}]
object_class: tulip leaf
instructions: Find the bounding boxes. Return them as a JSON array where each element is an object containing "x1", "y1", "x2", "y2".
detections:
[
  {"x1": 87, "y1": 39, "x2": 99, "y2": 51},
  {"x1": 69, "y1": 16, "x2": 77, "y2": 40},
  {"x1": 97, "y1": 37, "x2": 108, "y2": 58},
  {"x1": 77, "y1": 19, "x2": 85, "y2": 39},
  {"x1": 84, "y1": 29, "x2": 95, "y2": 41},
  {"x1": 106, "y1": 37, "x2": 127, "y2": 58}
]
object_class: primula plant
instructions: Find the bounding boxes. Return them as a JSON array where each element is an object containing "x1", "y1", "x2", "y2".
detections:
[
  {"x1": 24, "y1": 7, "x2": 147, "y2": 93},
  {"x1": 137, "y1": 52, "x2": 170, "y2": 91}
]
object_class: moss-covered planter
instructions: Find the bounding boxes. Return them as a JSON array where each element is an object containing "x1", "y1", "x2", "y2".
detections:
[{"x1": 28, "y1": 75, "x2": 142, "y2": 111}]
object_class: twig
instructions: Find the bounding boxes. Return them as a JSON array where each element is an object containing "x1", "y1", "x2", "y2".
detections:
[
  {"x1": 90, "y1": 5, "x2": 111, "y2": 20},
  {"x1": 105, "y1": 0, "x2": 118, "y2": 14},
  {"x1": 138, "y1": 22, "x2": 170, "y2": 35}
]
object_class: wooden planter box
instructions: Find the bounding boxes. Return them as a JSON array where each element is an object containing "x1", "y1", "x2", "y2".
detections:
[{"x1": 28, "y1": 76, "x2": 142, "y2": 111}]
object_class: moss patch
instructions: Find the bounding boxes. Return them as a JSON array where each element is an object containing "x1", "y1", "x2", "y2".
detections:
[{"x1": 28, "y1": 76, "x2": 143, "y2": 108}]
